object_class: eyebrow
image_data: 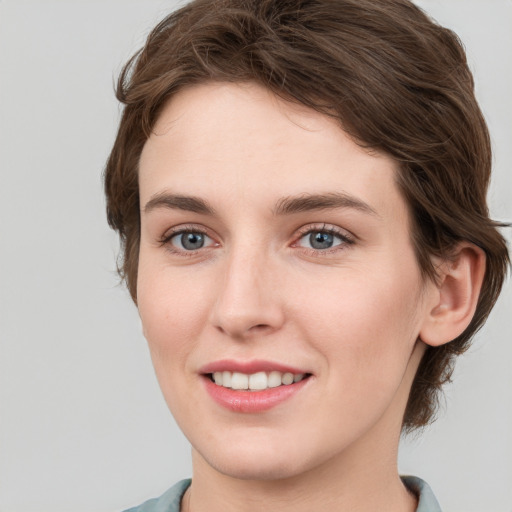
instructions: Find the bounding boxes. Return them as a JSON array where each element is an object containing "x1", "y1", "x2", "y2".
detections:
[
  {"x1": 143, "y1": 192, "x2": 216, "y2": 215},
  {"x1": 143, "y1": 191, "x2": 378, "y2": 218},
  {"x1": 273, "y1": 192, "x2": 379, "y2": 217}
]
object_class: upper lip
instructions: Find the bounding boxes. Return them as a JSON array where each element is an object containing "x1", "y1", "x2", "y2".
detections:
[{"x1": 199, "y1": 359, "x2": 309, "y2": 375}]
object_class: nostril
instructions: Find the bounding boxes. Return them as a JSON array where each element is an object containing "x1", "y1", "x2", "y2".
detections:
[
  {"x1": 214, "y1": 322, "x2": 275, "y2": 340},
  {"x1": 245, "y1": 324, "x2": 275, "y2": 336}
]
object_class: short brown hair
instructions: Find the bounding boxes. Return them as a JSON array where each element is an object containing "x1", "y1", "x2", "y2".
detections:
[{"x1": 104, "y1": 0, "x2": 509, "y2": 430}]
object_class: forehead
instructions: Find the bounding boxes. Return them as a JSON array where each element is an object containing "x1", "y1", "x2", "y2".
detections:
[{"x1": 139, "y1": 82, "x2": 406, "y2": 223}]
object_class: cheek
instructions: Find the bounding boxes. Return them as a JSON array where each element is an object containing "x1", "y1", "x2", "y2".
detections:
[
  {"x1": 292, "y1": 259, "x2": 424, "y2": 388},
  {"x1": 136, "y1": 269, "x2": 205, "y2": 421},
  {"x1": 136, "y1": 259, "x2": 207, "y2": 370}
]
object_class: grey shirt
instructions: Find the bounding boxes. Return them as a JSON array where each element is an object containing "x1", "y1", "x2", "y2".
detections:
[{"x1": 123, "y1": 475, "x2": 442, "y2": 512}]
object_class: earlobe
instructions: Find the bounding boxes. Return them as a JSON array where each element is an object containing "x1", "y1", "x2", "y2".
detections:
[{"x1": 419, "y1": 243, "x2": 486, "y2": 347}]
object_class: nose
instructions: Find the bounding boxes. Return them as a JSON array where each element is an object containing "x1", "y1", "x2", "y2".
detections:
[{"x1": 210, "y1": 246, "x2": 285, "y2": 339}]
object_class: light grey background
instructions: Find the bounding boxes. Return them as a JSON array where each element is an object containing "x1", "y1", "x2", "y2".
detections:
[{"x1": 0, "y1": 1, "x2": 510, "y2": 511}]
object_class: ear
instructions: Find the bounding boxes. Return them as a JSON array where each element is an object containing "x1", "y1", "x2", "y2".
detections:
[{"x1": 419, "y1": 243, "x2": 486, "y2": 347}]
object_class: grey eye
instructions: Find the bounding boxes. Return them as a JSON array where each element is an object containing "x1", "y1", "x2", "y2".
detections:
[
  {"x1": 297, "y1": 230, "x2": 344, "y2": 250},
  {"x1": 171, "y1": 232, "x2": 211, "y2": 250},
  {"x1": 309, "y1": 232, "x2": 335, "y2": 249}
]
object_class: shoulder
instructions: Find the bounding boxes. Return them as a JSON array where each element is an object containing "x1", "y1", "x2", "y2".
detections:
[
  {"x1": 401, "y1": 475, "x2": 443, "y2": 512},
  {"x1": 123, "y1": 479, "x2": 191, "y2": 512}
]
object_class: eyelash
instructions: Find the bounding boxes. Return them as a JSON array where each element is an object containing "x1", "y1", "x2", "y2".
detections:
[
  {"x1": 292, "y1": 224, "x2": 355, "y2": 255},
  {"x1": 159, "y1": 225, "x2": 217, "y2": 257},
  {"x1": 158, "y1": 223, "x2": 354, "y2": 257}
]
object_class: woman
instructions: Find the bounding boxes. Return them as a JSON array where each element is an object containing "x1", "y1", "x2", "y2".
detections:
[{"x1": 104, "y1": 1, "x2": 509, "y2": 510}]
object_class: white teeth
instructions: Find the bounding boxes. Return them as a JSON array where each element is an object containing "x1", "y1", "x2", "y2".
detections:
[
  {"x1": 249, "y1": 371, "x2": 267, "y2": 390},
  {"x1": 282, "y1": 372, "x2": 294, "y2": 385},
  {"x1": 222, "y1": 370, "x2": 232, "y2": 387},
  {"x1": 268, "y1": 371, "x2": 282, "y2": 388},
  {"x1": 231, "y1": 372, "x2": 249, "y2": 390},
  {"x1": 211, "y1": 370, "x2": 307, "y2": 390}
]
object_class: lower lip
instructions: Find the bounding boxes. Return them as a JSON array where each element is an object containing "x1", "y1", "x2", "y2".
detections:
[{"x1": 203, "y1": 376, "x2": 310, "y2": 413}]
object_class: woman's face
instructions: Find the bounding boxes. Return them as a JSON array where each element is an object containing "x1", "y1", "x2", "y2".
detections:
[{"x1": 137, "y1": 82, "x2": 434, "y2": 480}]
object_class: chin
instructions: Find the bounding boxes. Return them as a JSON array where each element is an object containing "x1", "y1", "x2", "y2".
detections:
[
  {"x1": 202, "y1": 451, "x2": 310, "y2": 481},
  {"x1": 191, "y1": 433, "x2": 331, "y2": 483}
]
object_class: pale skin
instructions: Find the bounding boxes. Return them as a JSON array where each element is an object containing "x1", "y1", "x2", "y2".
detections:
[{"x1": 136, "y1": 82, "x2": 485, "y2": 512}]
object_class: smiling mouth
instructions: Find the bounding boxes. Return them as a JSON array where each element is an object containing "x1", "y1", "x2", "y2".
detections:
[{"x1": 207, "y1": 371, "x2": 311, "y2": 391}]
